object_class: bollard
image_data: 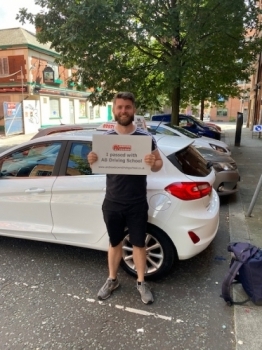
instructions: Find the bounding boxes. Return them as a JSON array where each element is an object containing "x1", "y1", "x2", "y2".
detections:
[{"x1": 235, "y1": 112, "x2": 243, "y2": 146}]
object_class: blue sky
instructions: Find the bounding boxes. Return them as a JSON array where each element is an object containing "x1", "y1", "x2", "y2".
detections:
[{"x1": 0, "y1": 0, "x2": 41, "y2": 32}]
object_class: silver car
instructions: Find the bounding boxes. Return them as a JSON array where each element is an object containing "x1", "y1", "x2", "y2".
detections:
[{"x1": 194, "y1": 145, "x2": 240, "y2": 196}]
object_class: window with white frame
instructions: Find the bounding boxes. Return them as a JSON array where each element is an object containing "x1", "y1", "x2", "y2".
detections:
[
  {"x1": 49, "y1": 98, "x2": 61, "y2": 119},
  {"x1": 0, "y1": 58, "x2": 9, "y2": 76}
]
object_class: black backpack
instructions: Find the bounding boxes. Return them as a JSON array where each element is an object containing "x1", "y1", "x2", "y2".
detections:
[{"x1": 221, "y1": 242, "x2": 262, "y2": 306}]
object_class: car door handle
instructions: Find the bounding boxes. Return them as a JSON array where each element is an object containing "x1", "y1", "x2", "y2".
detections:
[{"x1": 25, "y1": 188, "x2": 46, "y2": 193}]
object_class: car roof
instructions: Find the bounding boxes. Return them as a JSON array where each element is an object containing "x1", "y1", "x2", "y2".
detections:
[
  {"x1": 31, "y1": 124, "x2": 98, "y2": 139},
  {"x1": 62, "y1": 129, "x2": 194, "y2": 151},
  {"x1": 0, "y1": 128, "x2": 194, "y2": 158}
]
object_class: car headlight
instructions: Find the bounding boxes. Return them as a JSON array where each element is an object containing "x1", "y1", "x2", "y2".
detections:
[
  {"x1": 212, "y1": 162, "x2": 236, "y2": 171},
  {"x1": 209, "y1": 144, "x2": 227, "y2": 153}
]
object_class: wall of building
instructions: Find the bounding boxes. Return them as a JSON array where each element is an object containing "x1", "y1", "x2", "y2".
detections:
[{"x1": 210, "y1": 97, "x2": 249, "y2": 123}]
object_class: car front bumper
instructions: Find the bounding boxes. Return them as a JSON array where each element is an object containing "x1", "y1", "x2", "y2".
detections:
[{"x1": 214, "y1": 169, "x2": 240, "y2": 196}]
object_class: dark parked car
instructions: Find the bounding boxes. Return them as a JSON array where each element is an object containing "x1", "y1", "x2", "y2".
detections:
[{"x1": 151, "y1": 114, "x2": 221, "y2": 140}]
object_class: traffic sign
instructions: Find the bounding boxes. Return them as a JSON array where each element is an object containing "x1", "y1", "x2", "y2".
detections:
[{"x1": 253, "y1": 125, "x2": 262, "y2": 132}]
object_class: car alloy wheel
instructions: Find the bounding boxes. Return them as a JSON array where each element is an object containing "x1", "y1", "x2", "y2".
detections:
[{"x1": 120, "y1": 224, "x2": 177, "y2": 279}]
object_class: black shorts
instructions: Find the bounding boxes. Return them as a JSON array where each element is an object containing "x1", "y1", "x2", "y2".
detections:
[{"x1": 102, "y1": 199, "x2": 148, "y2": 248}]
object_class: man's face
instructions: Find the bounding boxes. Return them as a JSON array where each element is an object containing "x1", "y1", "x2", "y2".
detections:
[{"x1": 113, "y1": 98, "x2": 136, "y2": 126}]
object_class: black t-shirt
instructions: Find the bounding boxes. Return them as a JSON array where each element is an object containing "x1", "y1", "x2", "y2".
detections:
[{"x1": 104, "y1": 127, "x2": 157, "y2": 205}]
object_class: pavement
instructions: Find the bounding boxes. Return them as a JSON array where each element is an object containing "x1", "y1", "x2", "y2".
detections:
[
  {"x1": 222, "y1": 123, "x2": 262, "y2": 350},
  {"x1": 0, "y1": 123, "x2": 262, "y2": 349}
]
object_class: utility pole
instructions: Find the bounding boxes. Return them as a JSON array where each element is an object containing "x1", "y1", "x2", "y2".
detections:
[{"x1": 21, "y1": 66, "x2": 24, "y2": 101}]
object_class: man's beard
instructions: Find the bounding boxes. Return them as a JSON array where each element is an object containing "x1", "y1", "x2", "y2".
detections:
[{"x1": 115, "y1": 114, "x2": 134, "y2": 126}]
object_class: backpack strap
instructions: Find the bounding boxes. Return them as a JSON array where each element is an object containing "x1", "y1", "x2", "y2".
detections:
[
  {"x1": 221, "y1": 242, "x2": 259, "y2": 306},
  {"x1": 221, "y1": 259, "x2": 244, "y2": 305}
]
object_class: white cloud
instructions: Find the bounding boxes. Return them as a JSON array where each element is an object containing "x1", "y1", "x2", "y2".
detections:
[{"x1": 0, "y1": 0, "x2": 42, "y2": 33}]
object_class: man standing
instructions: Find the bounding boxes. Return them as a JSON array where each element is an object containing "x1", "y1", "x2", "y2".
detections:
[{"x1": 88, "y1": 92, "x2": 163, "y2": 304}]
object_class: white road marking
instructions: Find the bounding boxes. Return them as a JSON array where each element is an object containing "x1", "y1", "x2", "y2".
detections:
[
  {"x1": 12, "y1": 282, "x2": 173, "y2": 321},
  {"x1": 85, "y1": 299, "x2": 172, "y2": 321}
]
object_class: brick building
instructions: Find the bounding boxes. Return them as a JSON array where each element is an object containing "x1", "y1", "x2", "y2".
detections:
[
  {"x1": 0, "y1": 28, "x2": 113, "y2": 134},
  {"x1": 209, "y1": 80, "x2": 250, "y2": 124}
]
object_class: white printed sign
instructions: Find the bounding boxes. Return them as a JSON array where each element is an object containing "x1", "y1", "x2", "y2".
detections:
[{"x1": 91, "y1": 134, "x2": 151, "y2": 175}]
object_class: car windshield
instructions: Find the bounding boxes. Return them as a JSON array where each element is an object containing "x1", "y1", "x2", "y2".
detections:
[
  {"x1": 189, "y1": 115, "x2": 206, "y2": 127},
  {"x1": 167, "y1": 145, "x2": 211, "y2": 176},
  {"x1": 163, "y1": 124, "x2": 200, "y2": 139}
]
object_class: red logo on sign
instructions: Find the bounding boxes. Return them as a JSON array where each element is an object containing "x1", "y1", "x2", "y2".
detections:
[{"x1": 113, "y1": 144, "x2": 132, "y2": 151}]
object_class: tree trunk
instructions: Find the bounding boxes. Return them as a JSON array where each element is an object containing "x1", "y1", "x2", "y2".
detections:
[
  {"x1": 200, "y1": 98, "x2": 205, "y2": 120},
  {"x1": 171, "y1": 86, "x2": 180, "y2": 125}
]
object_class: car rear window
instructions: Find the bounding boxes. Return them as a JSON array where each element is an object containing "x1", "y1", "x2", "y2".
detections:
[{"x1": 167, "y1": 145, "x2": 211, "y2": 176}]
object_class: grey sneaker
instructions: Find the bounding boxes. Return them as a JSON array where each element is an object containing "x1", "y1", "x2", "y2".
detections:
[
  {"x1": 97, "y1": 278, "x2": 119, "y2": 300},
  {"x1": 137, "y1": 281, "x2": 154, "y2": 304}
]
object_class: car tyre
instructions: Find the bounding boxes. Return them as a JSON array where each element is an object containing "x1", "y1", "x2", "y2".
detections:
[{"x1": 120, "y1": 223, "x2": 177, "y2": 280}]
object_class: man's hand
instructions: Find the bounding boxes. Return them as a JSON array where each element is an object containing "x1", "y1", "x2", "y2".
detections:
[
  {"x1": 144, "y1": 153, "x2": 156, "y2": 167},
  {"x1": 144, "y1": 150, "x2": 163, "y2": 172},
  {"x1": 87, "y1": 151, "x2": 98, "y2": 166}
]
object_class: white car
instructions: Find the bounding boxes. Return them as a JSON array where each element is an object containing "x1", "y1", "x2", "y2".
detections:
[
  {"x1": 0, "y1": 131, "x2": 220, "y2": 279},
  {"x1": 146, "y1": 121, "x2": 231, "y2": 155}
]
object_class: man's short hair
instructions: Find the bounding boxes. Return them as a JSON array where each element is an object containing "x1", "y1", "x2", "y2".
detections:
[{"x1": 113, "y1": 91, "x2": 136, "y2": 106}]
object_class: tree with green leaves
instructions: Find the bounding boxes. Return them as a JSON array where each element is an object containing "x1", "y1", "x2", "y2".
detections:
[{"x1": 17, "y1": 0, "x2": 262, "y2": 125}]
